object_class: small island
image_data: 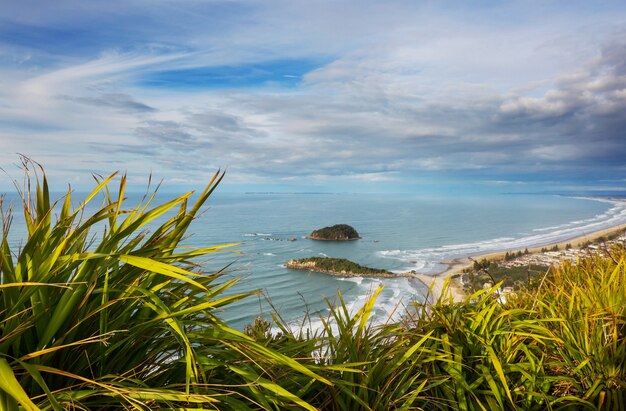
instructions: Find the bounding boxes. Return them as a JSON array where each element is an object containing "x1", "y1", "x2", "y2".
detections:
[
  {"x1": 307, "y1": 224, "x2": 360, "y2": 241},
  {"x1": 285, "y1": 257, "x2": 414, "y2": 278}
]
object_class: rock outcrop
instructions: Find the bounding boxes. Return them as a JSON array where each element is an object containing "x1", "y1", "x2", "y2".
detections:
[{"x1": 307, "y1": 224, "x2": 360, "y2": 241}]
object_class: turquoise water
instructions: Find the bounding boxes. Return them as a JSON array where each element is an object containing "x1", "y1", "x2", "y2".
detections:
[
  {"x1": 187, "y1": 193, "x2": 625, "y2": 329},
  {"x1": 3, "y1": 192, "x2": 626, "y2": 330}
]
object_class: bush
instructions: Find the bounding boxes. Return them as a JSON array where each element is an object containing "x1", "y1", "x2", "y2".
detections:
[
  {"x1": 0, "y1": 160, "x2": 328, "y2": 410},
  {"x1": 512, "y1": 247, "x2": 626, "y2": 408}
]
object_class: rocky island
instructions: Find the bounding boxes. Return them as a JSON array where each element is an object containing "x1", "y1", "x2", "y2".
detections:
[
  {"x1": 285, "y1": 257, "x2": 414, "y2": 278},
  {"x1": 307, "y1": 224, "x2": 360, "y2": 241}
]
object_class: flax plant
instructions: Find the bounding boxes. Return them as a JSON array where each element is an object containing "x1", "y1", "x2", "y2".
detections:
[
  {"x1": 0, "y1": 159, "x2": 327, "y2": 410},
  {"x1": 405, "y1": 282, "x2": 562, "y2": 411},
  {"x1": 251, "y1": 288, "x2": 434, "y2": 411},
  {"x1": 513, "y1": 247, "x2": 626, "y2": 409},
  {"x1": 229, "y1": 246, "x2": 626, "y2": 411},
  {"x1": 4, "y1": 159, "x2": 625, "y2": 410}
]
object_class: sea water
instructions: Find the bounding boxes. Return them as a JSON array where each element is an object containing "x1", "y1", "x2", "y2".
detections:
[
  {"x1": 3, "y1": 192, "x2": 626, "y2": 330},
  {"x1": 186, "y1": 193, "x2": 626, "y2": 330}
]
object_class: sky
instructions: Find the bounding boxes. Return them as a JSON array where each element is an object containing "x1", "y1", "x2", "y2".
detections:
[{"x1": 0, "y1": 0, "x2": 625, "y2": 194}]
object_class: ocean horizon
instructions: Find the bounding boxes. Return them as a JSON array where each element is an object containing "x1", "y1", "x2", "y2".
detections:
[
  {"x1": 3, "y1": 191, "x2": 626, "y2": 330},
  {"x1": 157, "y1": 192, "x2": 626, "y2": 329}
]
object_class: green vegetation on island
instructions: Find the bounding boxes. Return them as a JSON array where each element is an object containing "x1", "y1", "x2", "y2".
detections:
[
  {"x1": 2, "y1": 161, "x2": 625, "y2": 410},
  {"x1": 285, "y1": 256, "x2": 400, "y2": 277},
  {"x1": 308, "y1": 224, "x2": 360, "y2": 240}
]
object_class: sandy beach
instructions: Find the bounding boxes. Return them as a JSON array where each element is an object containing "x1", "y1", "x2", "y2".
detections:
[{"x1": 414, "y1": 219, "x2": 626, "y2": 304}]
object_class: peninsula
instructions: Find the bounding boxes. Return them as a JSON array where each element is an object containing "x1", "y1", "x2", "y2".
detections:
[
  {"x1": 285, "y1": 257, "x2": 412, "y2": 278},
  {"x1": 307, "y1": 224, "x2": 360, "y2": 241}
]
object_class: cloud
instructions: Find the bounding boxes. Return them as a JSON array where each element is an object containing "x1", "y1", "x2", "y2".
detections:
[
  {"x1": 15, "y1": 51, "x2": 184, "y2": 100},
  {"x1": 89, "y1": 142, "x2": 157, "y2": 156},
  {"x1": 491, "y1": 37, "x2": 626, "y2": 169},
  {"x1": 59, "y1": 93, "x2": 155, "y2": 112},
  {"x1": 187, "y1": 110, "x2": 265, "y2": 136},
  {"x1": 0, "y1": 1, "x2": 625, "y2": 191},
  {"x1": 135, "y1": 120, "x2": 194, "y2": 144}
]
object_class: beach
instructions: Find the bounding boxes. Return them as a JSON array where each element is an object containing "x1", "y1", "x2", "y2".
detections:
[
  {"x1": 4, "y1": 191, "x2": 616, "y2": 330},
  {"x1": 414, "y1": 218, "x2": 626, "y2": 304}
]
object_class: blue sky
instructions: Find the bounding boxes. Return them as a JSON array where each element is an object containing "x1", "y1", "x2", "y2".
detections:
[{"x1": 0, "y1": 1, "x2": 625, "y2": 194}]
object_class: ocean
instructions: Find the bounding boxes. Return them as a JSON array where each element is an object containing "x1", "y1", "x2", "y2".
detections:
[
  {"x1": 3, "y1": 191, "x2": 626, "y2": 330},
  {"x1": 186, "y1": 193, "x2": 626, "y2": 330}
]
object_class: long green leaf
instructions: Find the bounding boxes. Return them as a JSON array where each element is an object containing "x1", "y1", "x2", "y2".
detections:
[{"x1": 0, "y1": 357, "x2": 40, "y2": 411}]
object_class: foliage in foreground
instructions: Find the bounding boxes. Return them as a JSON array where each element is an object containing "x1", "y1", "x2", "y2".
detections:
[
  {"x1": 263, "y1": 253, "x2": 626, "y2": 410},
  {"x1": 0, "y1": 161, "x2": 330, "y2": 410},
  {"x1": 463, "y1": 259, "x2": 549, "y2": 291},
  {"x1": 1, "y1": 162, "x2": 625, "y2": 410},
  {"x1": 260, "y1": 247, "x2": 626, "y2": 410}
]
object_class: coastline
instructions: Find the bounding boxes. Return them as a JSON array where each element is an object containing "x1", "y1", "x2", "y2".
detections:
[
  {"x1": 285, "y1": 197, "x2": 626, "y2": 308},
  {"x1": 414, "y1": 220, "x2": 626, "y2": 304}
]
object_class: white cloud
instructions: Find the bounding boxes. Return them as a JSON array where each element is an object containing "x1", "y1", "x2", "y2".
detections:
[
  {"x1": 1, "y1": 2, "x2": 626, "y2": 191},
  {"x1": 530, "y1": 145, "x2": 581, "y2": 162}
]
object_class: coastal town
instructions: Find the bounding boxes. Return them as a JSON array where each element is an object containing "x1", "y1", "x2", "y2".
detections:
[
  {"x1": 455, "y1": 227, "x2": 626, "y2": 295},
  {"x1": 499, "y1": 230, "x2": 626, "y2": 269}
]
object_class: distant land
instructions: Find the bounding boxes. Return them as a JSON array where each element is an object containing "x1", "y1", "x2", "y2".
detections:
[{"x1": 244, "y1": 192, "x2": 342, "y2": 195}]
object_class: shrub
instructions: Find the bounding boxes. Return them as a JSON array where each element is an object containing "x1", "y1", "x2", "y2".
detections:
[{"x1": 0, "y1": 160, "x2": 327, "y2": 410}]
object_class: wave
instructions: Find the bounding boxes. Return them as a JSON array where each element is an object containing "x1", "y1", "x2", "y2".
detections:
[
  {"x1": 274, "y1": 197, "x2": 626, "y2": 336},
  {"x1": 532, "y1": 203, "x2": 624, "y2": 233},
  {"x1": 380, "y1": 198, "x2": 626, "y2": 274},
  {"x1": 243, "y1": 232, "x2": 272, "y2": 237},
  {"x1": 335, "y1": 276, "x2": 364, "y2": 285},
  {"x1": 275, "y1": 276, "x2": 427, "y2": 336}
]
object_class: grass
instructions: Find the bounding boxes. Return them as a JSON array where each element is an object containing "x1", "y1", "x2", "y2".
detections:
[
  {"x1": 1, "y1": 160, "x2": 625, "y2": 410},
  {"x1": 255, "y1": 248, "x2": 626, "y2": 410},
  {"x1": 512, "y1": 251, "x2": 626, "y2": 409}
]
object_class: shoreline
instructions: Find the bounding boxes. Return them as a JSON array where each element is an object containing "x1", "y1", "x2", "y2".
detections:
[
  {"x1": 415, "y1": 220, "x2": 626, "y2": 304},
  {"x1": 286, "y1": 198, "x2": 626, "y2": 307},
  {"x1": 288, "y1": 219, "x2": 626, "y2": 305}
]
